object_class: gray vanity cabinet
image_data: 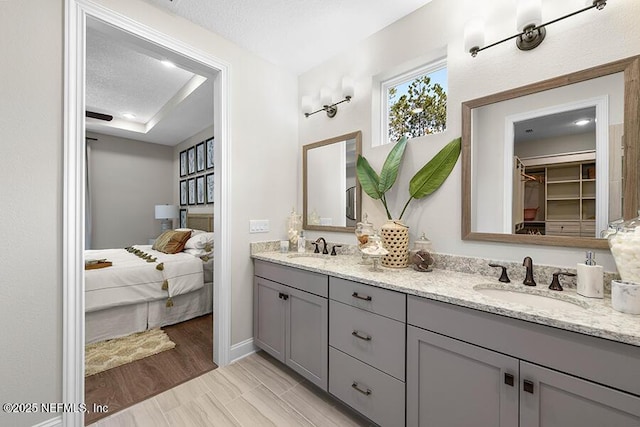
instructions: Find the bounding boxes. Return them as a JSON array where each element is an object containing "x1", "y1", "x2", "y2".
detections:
[
  {"x1": 328, "y1": 277, "x2": 407, "y2": 427},
  {"x1": 519, "y1": 362, "x2": 640, "y2": 427},
  {"x1": 407, "y1": 295, "x2": 640, "y2": 427},
  {"x1": 253, "y1": 260, "x2": 328, "y2": 390},
  {"x1": 407, "y1": 325, "x2": 519, "y2": 426}
]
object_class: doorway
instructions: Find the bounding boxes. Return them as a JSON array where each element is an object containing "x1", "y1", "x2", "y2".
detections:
[{"x1": 64, "y1": 2, "x2": 232, "y2": 426}]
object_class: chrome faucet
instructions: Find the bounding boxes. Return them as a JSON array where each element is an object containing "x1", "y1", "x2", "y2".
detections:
[
  {"x1": 314, "y1": 237, "x2": 329, "y2": 254},
  {"x1": 523, "y1": 257, "x2": 536, "y2": 286}
]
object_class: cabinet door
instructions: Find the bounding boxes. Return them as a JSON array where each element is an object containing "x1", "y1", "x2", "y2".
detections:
[
  {"x1": 520, "y1": 361, "x2": 640, "y2": 427},
  {"x1": 286, "y1": 286, "x2": 328, "y2": 390},
  {"x1": 407, "y1": 326, "x2": 519, "y2": 427},
  {"x1": 254, "y1": 276, "x2": 286, "y2": 362}
]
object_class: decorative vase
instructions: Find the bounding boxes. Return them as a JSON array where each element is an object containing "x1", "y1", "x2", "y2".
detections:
[{"x1": 380, "y1": 220, "x2": 409, "y2": 268}]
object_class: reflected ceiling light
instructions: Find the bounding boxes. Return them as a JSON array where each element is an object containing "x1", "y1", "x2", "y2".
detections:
[
  {"x1": 464, "y1": 0, "x2": 607, "y2": 57},
  {"x1": 302, "y1": 76, "x2": 355, "y2": 118},
  {"x1": 161, "y1": 59, "x2": 176, "y2": 68},
  {"x1": 122, "y1": 113, "x2": 136, "y2": 120},
  {"x1": 411, "y1": 107, "x2": 424, "y2": 114},
  {"x1": 575, "y1": 119, "x2": 591, "y2": 126}
]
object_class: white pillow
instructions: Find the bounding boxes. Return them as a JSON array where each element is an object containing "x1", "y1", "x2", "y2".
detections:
[
  {"x1": 185, "y1": 232, "x2": 213, "y2": 250},
  {"x1": 183, "y1": 248, "x2": 212, "y2": 257}
]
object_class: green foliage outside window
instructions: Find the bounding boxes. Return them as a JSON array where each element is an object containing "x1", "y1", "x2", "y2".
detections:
[{"x1": 388, "y1": 75, "x2": 447, "y2": 142}]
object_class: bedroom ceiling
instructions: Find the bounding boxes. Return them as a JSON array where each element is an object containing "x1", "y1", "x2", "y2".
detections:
[{"x1": 86, "y1": 0, "x2": 434, "y2": 146}]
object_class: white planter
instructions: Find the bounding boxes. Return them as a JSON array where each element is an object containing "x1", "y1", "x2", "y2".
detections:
[{"x1": 611, "y1": 280, "x2": 640, "y2": 315}]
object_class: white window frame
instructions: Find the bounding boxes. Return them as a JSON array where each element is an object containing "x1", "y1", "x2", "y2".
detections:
[{"x1": 376, "y1": 57, "x2": 447, "y2": 147}]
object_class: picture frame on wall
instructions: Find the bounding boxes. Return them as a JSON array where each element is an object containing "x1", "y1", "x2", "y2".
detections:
[
  {"x1": 179, "y1": 209, "x2": 187, "y2": 228},
  {"x1": 196, "y1": 142, "x2": 205, "y2": 172},
  {"x1": 206, "y1": 137, "x2": 214, "y2": 169},
  {"x1": 180, "y1": 180, "x2": 187, "y2": 206},
  {"x1": 206, "y1": 173, "x2": 214, "y2": 204},
  {"x1": 196, "y1": 175, "x2": 205, "y2": 204},
  {"x1": 187, "y1": 146, "x2": 196, "y2": 174},
  {"x1": 179, "y1": 150, "x2": 187, "y2": 177},
  {"x1": 188, "y1": 178, "x2": 196, "y2": 205}
]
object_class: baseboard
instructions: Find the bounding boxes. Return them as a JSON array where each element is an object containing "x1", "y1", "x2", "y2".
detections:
[
  {"x1": 32, "y1": 415, "x2": 62, "y2": 427},
  {"x1": 229, "y1": 337, "x2": 258, "y2": 363}
]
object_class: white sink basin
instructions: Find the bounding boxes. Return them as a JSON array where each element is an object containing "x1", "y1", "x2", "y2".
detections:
[{"x1": 474, "y1": 285, "x2": 589, "y2": 311}]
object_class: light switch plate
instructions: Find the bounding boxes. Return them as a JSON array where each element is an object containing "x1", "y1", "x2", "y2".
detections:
[{"x1": 249, "y1": 219, "x2": 270, "y2": 233}]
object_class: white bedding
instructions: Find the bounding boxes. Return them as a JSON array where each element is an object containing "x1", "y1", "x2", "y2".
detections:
[{"x1": 85, "y1": 245, "x2": 204, "y2": 312}]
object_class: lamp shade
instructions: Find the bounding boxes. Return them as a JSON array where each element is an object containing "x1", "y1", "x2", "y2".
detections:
[
  {"x1": 464, "y1": 19, "x2": 485, "y2": 53},
  {"x1": 516, "y1": 0, "x2": 542, "y2": 31},
  {"x1": 301, "y1": 95, "x2": 313, "y2": 115},
  {"x1": 155, "y1": 204, "x2": 178, "y2": 220},
  {"x1": 320, "y1": 87, "x2": 333, "y2": 107},
  {"x1": 342, "y1": 76, "x2": 355, "y2": 99}
]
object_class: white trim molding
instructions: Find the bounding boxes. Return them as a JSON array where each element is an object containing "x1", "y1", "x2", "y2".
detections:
[
  {"x1": 230, "y1": 338, "x2": 259, "y2": 363},
  {"x1": 64, "y1": 1, "x2": 232, "y2": 426},
  {"x1": 32, "y1": 416, "x2": 62, "y2": 427}
]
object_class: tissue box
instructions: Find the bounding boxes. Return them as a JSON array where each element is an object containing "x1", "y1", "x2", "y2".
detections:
[{"x1": 611, "y1": 280, "x2": 640, "y2": 315}]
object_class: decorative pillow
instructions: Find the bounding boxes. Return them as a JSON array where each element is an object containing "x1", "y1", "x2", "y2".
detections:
[
  {"x1": 175, "y1": 228, "x2": 194, "y2": 234},
  {"x1": 152, "y1": 230, "x2": 192, "y2": 254},
  {"x1": 184, "y1": 232, "x2": 214, "y2": 250}
]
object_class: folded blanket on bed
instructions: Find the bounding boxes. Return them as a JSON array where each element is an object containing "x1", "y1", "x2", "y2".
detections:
[{"x1": 85, "y1": 245, "x2": 204, "y2": 312}]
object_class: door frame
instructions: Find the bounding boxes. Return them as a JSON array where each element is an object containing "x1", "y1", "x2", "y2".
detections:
[{"x1": 63, "y1": 1, "x2": 232, "y2": 425}]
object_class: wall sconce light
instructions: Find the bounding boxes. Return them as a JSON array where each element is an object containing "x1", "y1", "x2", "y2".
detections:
[
  {"x1": 302, "y1": 76, "x2": 355, "y2": 118},
  {"x1": 464, "y1": 0, "x2": 607, "y2": 57}
]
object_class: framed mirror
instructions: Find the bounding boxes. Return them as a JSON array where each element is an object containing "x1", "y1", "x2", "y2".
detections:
[
  {"x1": 303, "y1": 130, "x2": 362, "y2": 232},
  {"x1": 462, "y1": 55, "x2": 639, "y2": 249}
]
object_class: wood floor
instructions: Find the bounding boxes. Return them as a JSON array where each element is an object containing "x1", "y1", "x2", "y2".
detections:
[
  {"x1": 91, "y1": 350, "x2": 372, "y2": 427},
  {"x1": 85, "y1": 314, "x2": 216, "y2": 425}
]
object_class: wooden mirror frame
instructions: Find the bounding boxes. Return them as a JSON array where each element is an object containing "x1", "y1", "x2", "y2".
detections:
[
  {"x1": 462, "y1": 55, "x2": 639, "y2": 249},
  {"x1": 303, "y1": 130, "x2": 362, "y2": 233}
]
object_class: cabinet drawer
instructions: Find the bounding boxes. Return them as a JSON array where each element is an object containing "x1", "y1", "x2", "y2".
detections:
[
  {"x1": 329, "y1": 347, "x2": 405, "y2": 427},
  {"x1": 329, "y1": 276, "x2": 406, "y2": 321},
  {"x1": 330, "y1": 300, "x2": 405, "y2": 381},
  {"x1": 255, "y1": 260, "x2": 327, "y2": 297},
  {"x1": 546, "y1": 221, "x2": 580, "y2": 236}
]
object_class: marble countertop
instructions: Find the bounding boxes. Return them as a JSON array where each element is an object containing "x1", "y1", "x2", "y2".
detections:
[{"x1": 252, "y1": 251, "x2": 640, "y2": 348}]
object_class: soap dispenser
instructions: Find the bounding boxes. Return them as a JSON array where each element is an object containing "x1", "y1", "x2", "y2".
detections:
[{"x1": 577, "y1": 251, "x2": 603, "y2": 298}]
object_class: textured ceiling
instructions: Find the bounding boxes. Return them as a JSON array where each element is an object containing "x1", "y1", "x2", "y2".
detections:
[
  {"x1": 514, "y1": 107, "x2": 596, "y2": 143},
  {"x1": 86, "y1": 28, "x2": 196, "y2": 123},
  {"x1": 86, "y1": 18, "x2": 214, "y2": 146},
  {"x1": 142, "y1": 0, "x2": 434, "y2": 74},
  {"x1": 85, "y1": 0, "x2": 434, "y2": 145}
]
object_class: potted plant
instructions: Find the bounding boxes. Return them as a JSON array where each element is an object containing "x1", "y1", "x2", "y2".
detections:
[{"x1": 356, "y1": 136, "x2": 461, "y2": 267}]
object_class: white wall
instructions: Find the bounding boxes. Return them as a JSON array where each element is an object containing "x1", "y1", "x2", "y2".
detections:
[
  {"x1": 515, "y1": 133, "x2": 596, "y2": 159},
  {"x1": 173, "y1": 125, "x2": 215, "y2": 215},
  {"x1": 298, "y1": 0, "x2": 640, "y2": 272},
  {"x1": 0, "y1": 1, "x2": 63, "y2": 425},
  {"x1": 87, "y1": 132, "x2": 174, "y2": 248}
]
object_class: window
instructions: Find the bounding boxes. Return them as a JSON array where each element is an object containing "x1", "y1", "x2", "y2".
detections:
[{"x1": 381, "y1": 59, "x2": 447, "y2": 145}]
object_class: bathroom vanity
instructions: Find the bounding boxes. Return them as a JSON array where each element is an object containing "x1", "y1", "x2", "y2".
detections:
[{"x1": 252, "y1": 251, "x2": 640, "y2": 427}]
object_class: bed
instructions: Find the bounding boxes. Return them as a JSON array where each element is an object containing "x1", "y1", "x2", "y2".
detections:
[{"x1": 85, "y1": 213, "x2": 214, "y2": 344}]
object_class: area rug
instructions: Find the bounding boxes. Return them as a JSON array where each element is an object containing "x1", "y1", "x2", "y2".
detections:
[{"x1": 85, "y1": 329, "x2": 176, "y2": 376}]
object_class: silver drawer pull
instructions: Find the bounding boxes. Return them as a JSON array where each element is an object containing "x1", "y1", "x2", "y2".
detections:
[
  {"x1": 352, "y1": 292, "x2": 372, "y2": 301},
  {"x1": 351, "y1": 382, "x2": 372, "y2": 396},
  {"x1": 352, "y1": 330, "x2": 372, "y2": 341}
]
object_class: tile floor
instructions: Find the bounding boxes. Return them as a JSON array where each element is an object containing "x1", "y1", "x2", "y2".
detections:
[{"x1": 92, "y1": 351, "x2": 372, "y2": 426}]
